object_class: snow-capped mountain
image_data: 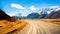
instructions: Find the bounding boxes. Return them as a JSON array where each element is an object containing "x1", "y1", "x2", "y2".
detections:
[
  {"x1": 38, "y1": 6, "x2": 60, "y2": 18},
  {"x1": 39, "y1": 6, "x2": 60, "y2": 14},
  {"x1": 47, "y1": 6, "x2": 60, "y2": 14}
]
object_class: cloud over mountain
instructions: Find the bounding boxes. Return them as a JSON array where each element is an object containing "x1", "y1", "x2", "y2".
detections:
[
  {"x1": 30, "y1": 6, "x2": 37, "y2": 11},
  {"x1": 11, "y1": 4, "x2": 26, "y2": 9}
]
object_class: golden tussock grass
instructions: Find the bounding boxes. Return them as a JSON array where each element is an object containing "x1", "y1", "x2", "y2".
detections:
[{"x1": 0, "y1": 19, "x2": 26, "y2": 34}]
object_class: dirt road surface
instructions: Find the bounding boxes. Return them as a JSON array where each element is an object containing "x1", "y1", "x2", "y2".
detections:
[{"x1": 17, "y1": 19, "x2": 60, "y2": 34}]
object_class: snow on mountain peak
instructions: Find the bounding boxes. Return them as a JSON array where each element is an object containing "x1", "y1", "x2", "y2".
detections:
[
  {"x1": 55, "y1": 6, "x2": 60, "y2": 11},
  {"x1": 47, "y1": 10, "x2": 53, "y2": 14},
  {"x1": 50, "y1": 6, "x2": 60, "y2": 11},
  {"x1": 47, "y1": 6, "x2": 60, "y2": 14},
  {"x1": 39, "y1": 9, "x2": 44, "y2": 15},
  {"x1": 38, "y1": 6, "x2": 60, "y2": 15}
]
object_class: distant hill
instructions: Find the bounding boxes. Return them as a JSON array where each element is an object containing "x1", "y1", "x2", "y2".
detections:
[
  {"x1": 45, "y1": 10, "x2": 60, "y2": 19},
  {"x1": 27, "y1": 13, "x2": 40, "y2": 19}
]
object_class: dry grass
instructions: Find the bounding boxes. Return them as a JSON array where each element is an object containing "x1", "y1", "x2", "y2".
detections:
[{"x1": 0, "y1": 19, "x2": 26, "y2": 34}]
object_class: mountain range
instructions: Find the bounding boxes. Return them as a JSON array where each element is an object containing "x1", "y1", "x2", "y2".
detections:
[
  {"x1": 0, "y1": 6, "x2": 60, "y2": 19},
  {"x1": 26, "y1": 6, "x2": 60, "y2": 19}
]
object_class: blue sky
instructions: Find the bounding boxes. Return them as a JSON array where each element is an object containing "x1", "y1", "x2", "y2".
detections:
[{"x1": 0, "y1": 0, "x2": 60, "y2": 16}]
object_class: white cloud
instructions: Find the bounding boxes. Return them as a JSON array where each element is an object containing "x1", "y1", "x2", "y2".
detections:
[
  {"x1": 11, "y1": 4, "x2": 26, "y2": 9},
  {"x1": 30, "y1": 6, "x2": 37, "y2": 11}
]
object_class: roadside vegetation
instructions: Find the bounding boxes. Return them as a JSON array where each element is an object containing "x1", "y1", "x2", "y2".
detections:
[{"x1": 0, "y1": 19, "x2": 26, "y2": 34}]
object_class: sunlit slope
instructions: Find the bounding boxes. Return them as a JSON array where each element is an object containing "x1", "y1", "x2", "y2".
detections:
[{"x1": 0, "y1": 19, "x2": 26, "y2": 34}]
